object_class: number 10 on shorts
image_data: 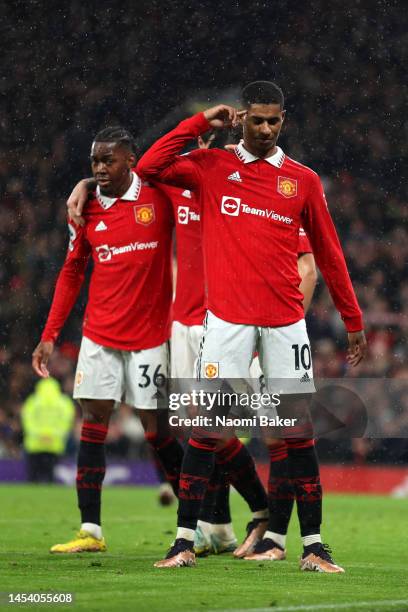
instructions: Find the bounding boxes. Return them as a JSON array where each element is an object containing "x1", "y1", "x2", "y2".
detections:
[{"x1": 291, "y1": 343, "x2": 311, "y2": 370}]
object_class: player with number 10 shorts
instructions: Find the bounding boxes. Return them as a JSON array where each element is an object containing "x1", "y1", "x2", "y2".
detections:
[{"x1": 137, "y1": 80, "x2": 366, "y2": 571}]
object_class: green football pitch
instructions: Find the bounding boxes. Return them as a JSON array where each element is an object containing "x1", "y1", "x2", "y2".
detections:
[{"x1": 0, "y1": 485, "x2": 407, "y2": 612}]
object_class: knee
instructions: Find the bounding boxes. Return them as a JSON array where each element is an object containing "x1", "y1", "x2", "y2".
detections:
[{"x1": 81, "y1": 399, "x2": 114, "y2": 426}]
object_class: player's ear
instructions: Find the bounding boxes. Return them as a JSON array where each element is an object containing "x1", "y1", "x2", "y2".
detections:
[
  {"x1": 281, "y1": 110, "x2": 286, "y2": 122},
  {"x1": 128, "y1": 153, "x2": 137, "y2": 168}
]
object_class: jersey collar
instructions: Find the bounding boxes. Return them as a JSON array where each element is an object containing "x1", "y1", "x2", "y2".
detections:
[
  {"x1": 235, "y1": 142, "x2": 285, "y2": 167},
  {"x1": 96, "y1": 171, "x2": 142, "y2": 210}
]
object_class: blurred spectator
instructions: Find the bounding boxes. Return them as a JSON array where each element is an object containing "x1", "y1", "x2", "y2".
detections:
[{"x1": 21, "y1": 378, "x2": 75, "y2": 482}]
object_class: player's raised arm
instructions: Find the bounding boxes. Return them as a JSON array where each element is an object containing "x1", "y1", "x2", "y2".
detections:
[
  {"x1": 32, "y1": 221, "x2": 91, "y2": 377},
  {"x1": 136, "y1": 105, "x2": 239, "y2": 190},
  {"x1": 301, "y1": 173, "x2": 367, "y2": 364}
]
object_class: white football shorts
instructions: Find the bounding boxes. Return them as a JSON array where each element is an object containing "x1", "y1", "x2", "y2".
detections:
[
  {"x1": 197, "y1": 311, "x2": 314, "y2": 395},
  {"x1": 73, "y1": 336, "x2": 169, "y2": 409},
  {"x1": 171, "y1": 321, "x2": 204, "y2": 378}
]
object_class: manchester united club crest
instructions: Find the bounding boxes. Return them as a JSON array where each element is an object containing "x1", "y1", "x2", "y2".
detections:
[
  {"x1": 278, "y1": 176, "x2": 297, "y2": 198},
  {"x1": 134, "y1": 204, "x2": 155, "y2": 225},
  {"x1": 204, "y1": 362, "x2": 219, "y2": 379}
]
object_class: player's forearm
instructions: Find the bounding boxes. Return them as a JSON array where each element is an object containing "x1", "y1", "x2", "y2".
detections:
[
  {"x1": 136, "y1": 113, "x2": 210, "y2": 186},
  {"x1": 41, "y1": 261, "x2": 87, "y2": 343},
  {"x1": 298, "y1": 253, "x2": 317, "y2": 313}
]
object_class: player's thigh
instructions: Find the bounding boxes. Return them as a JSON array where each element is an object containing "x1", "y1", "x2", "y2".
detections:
[
  {"x1": 197, "y1": 311, "x2": 257, "y2": 380},
  {"x1": 124, "y1": 341, "x2": 169, "y2": 410},
  {"x1": 259, "y1": 319, "x2": 314, "y2": 394},
  {"x1": 74, "y1": 336, "x2": 124, "y2": 403}
]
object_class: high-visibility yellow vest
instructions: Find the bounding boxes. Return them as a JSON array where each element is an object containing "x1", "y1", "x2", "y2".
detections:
[{"x1": 21, "y1": 378, "x2": 75, "y2": 455}]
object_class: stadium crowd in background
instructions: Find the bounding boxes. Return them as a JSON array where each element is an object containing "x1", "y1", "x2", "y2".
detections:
[{"x1": 0, "y1": 1, "x2": 406, "y2": 464}]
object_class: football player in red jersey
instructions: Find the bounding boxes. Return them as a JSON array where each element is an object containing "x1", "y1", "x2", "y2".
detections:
[
  {"x1": 137, "y1": 81, "x2": 367, "y2": 571},
  {"x1": 168, "y1": 133, "x2": 269, "y2": 556},
  {"x1": 169, "y1": 133, "x2": 319, "y2": 560},
  {"x1": 32, "y1": 127, "x2": 184, "y2": 553},
  {"x1": 167, "y1": 137, "x2": 318, "y2": 559}
]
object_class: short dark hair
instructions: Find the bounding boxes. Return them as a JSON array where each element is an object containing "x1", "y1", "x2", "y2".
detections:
[
  {"x1": 241, "y1": 81, "x2": 284, "y2": 109},
  {"x1": 94, "y1": 126, "x2": 137, "y2": 155}
]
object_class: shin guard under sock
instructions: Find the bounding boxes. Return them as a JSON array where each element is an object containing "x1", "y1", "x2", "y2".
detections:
[
  {"x1": 267, "y1": 441, "x2": 295, "y2": 535},
  {"x1": 199, "y1": 462, "x2": 231, "y2": 524},
  {"x1": 177, "y1": 438, "x2": 216, "y2": 530},
  {"x1": 77, "y1": 421, "x2": 108, "y2": 526},
  {"x1": 145, "y1": 433, "x2": 184, "y2": 496},
  {"x1": 286, "y1": 439, "x2": 322, "y2": 537}
]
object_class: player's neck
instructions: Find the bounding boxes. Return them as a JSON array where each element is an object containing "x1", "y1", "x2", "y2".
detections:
[
  {"x1": 242, "y1": 141, "x2": 277, "y2": 160},
  {"x1": 101, "y1": 172, "x2": 133, "y2": 199}
]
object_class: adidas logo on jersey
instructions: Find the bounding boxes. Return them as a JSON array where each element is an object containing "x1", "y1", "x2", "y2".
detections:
[
  {"x1": 227, "y1": 171, "x2": 242, "y2": 182},
  {"x1": 182, "y1": 189, "x2": 192, "y2": 198},
  {"x1": 300, "y1": 372, "x2": 311, "y2": 383},
  {"x1": 95, "y1": 221, "x2": 107, "y2": 231}
]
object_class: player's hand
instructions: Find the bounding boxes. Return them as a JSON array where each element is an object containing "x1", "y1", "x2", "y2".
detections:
[
  {"x1": 67, "y1": 179, "x2": 90, "y2": 227},
  {"x1": 224, "y1": 143, "x2": 238, "y2": 152},
  {"x1": 346, "y1": 331, "x2": 367, "y2": 367},
  {"x1": 203, "y1": 105, "x2": 245, "y2": 129},
  {"x1": 32, "y1": 341, "x2": 54, "y2": 378},
  {"x1": 224, "y1": 138, "x2": 244, "y2": 152}
]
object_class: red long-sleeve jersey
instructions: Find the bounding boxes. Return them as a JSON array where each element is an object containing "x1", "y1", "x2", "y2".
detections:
[
  {"x1": 298, "y1": 227, "x2": 312, "y2": 254},
  {"x1": 41, "y1": 172, "x2": 174, "y2": 350},
  {"x1": 137, "y1": 113, "x2": 363, "y2": 332},
  {"x1": 161, "y1": 185, "x2": 206, "y2": 326},
  {"x1": 166, "y1": 183, "x2": 311, "y2": 326}
]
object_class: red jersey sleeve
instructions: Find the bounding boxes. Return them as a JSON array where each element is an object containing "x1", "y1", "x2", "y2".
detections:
[
  {"x1": 41, "y1": 220, "x2": 91, "y2": 343},
  {"x1": 301, "y1": 174, "x2": 363, "y2": 332},
  {"x1": 297, "y1": 228, "x2": 312, "y2": 254},
  {"x1": 136, "y1": 112, "x2": 211, "y2": 190}
]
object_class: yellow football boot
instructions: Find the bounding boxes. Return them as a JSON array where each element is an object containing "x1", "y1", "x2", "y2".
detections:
[{"x1": 50, "y1": 530, "x2": 107, "y2": 553}]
